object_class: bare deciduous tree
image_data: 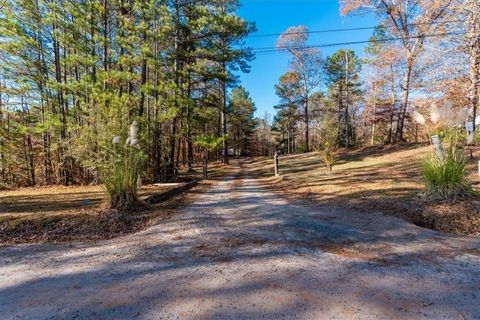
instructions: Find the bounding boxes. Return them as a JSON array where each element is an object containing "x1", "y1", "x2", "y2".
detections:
[
  {"x1": 341, "y1": 0, "x2": 455, "y2": 142},
  {"x1": 276, "y1": 26, "x2": 323, "y2": 152}
]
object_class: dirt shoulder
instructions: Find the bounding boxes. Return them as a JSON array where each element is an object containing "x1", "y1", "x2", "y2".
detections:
[{"x1": 244, "y1": 144, "x2": 480, "y2": 236}]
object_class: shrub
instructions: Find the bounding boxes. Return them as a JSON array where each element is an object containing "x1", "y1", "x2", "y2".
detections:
[
  {"x1": 422, "y1": 144, "x2": 474, "y2": 201},
  {"x1": 320, "y1": 110, "x2": 339, "y2": 174},
  {"x1": 323, "y1": 141, "x2": 336, "y2": 174},
  {"x1": 102, "y1": 121, "x2": 146, "y2": 212},
  {"x1": 297, "y1": 144, "x2": 307, "y2": 153}
]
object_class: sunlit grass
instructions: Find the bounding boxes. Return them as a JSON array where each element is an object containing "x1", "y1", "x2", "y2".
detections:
[{"x1": 250, "y1": 145, "x2": 476, "y2": 200}]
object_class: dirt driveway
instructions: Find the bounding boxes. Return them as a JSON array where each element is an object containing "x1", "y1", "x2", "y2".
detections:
[{"x1": 1, "y1": 165, "x2": 479, "y2": 319}]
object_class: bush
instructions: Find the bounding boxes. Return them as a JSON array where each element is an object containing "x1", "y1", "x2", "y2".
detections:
[
  {"x1": 422, "y1": 144, "x2": 474, "y2": 201},
  {"x1": 102, "y1": 121, "x2": 146, "y2": 212},
  {"x1": 323, "y1": 141, "x2": 336, "y2": 174},
  {"x1": 297, "y1": 144, "x2": 307, "y2": 153},
  {"x1": 474, "y1": 130, "x2": 480, "y2": 144}
]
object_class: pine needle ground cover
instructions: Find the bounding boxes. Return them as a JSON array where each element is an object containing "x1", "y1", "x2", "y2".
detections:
[
  {"x1": 0, "y1": 185, "x2": 168, "y2": 244},
  {"x1": 0, "y1": 163, "x2": 227, "y2": 244},
  {"x1": 246, "y1": 144, "x2": 480, "y2": 235}
]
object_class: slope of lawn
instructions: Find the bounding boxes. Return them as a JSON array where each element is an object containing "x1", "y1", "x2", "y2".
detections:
[{"x1": 246, "y1": 144, "x2": 480, "y2": 235}]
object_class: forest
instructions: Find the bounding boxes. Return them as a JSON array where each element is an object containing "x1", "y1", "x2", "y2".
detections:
[{"x1": 0, "y1": 0, "x2": 260, "y2": 190}]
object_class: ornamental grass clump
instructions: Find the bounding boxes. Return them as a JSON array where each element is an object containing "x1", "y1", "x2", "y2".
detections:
[
  {"x1": 103, "y1": 121, "x2": 146, "y2": 212},
  {"x1": 422, "y1": 144, "x2": 474, "y2": 201}
]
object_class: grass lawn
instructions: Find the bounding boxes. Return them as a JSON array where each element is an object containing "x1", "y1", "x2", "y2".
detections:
[
  {"x1": 0, "y1": 162, "x2": 227, "y2": 244},
  {"x1": 1, "y1": 184, "x2": 172, "y2": 219},
  {"x1": 245, "y1": 144, "x2": 480, "y2": 235}
]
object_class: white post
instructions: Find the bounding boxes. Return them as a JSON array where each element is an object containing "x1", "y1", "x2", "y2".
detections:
[{"x1": 431, "y1": 135, "x2": 444, "y2": 160}]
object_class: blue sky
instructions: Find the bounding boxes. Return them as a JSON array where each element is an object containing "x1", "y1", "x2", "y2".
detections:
[{"x1": 236, "y1": 0, "x2": 377, "y2": 118}]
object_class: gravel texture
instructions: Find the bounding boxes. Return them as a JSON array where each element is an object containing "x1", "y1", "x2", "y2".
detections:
[{"x1": 1, "y1": 166, "x2": 479, "y2": 319}]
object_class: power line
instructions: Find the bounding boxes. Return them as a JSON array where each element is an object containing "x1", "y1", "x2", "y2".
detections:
[
  {"x1": 248, "y1": 19, "x2": 464, "y2": 39},
  {"x1": 251, "y1": 31, "x2": 464, "y2": 56}
]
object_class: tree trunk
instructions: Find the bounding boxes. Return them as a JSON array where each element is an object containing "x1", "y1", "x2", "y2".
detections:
[
  {"x1": 387, "y1": 67, "x2": 396, "y2": 144},
  {"x1": 304, "y1": 97, "x2": 310, "y2": 152},
  {"x1": 34, "y1": 0, "x2": 53, "y2": 184},
  {"x1": 221, "y1": 64, "x2": 229, "y2": 165},
  {"x1": 344, "y1": 52, "x2": 350, "y2": 148},
  {"x1": 52, "y1": 19, "x2": 68, "y2": 185},
  {"x1": 186, "y1": 76, "x2": 193, "y2": 172},
  {"x1": 395, "y1": 59, "x2": 413, "y2": 142},
  {"x1": 139, "y1": 58, "x2": 147, "y2": 117},
  {"x1": 103, "y1": 0, "x2": 109, "y2": 71},
  {"x1": 468, "y1": 32, "x2": 479, "y2": 132},
  {"x1": 371, "y1": 85, "x2": 377, "y2": 146},
  {"x1": 287, "y1": 130, "x2": 291, "y2": 154},
  {"x1": 167, "y1": 0, "x2": 180, "y2": 181},
  {"x1": 26, "y1": 134, "x2": 35, "y2": 185}
]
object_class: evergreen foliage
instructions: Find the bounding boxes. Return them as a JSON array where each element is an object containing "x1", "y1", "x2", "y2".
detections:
[{"x1": 0, "y1": 0, "x2": 254, "y2": 197}]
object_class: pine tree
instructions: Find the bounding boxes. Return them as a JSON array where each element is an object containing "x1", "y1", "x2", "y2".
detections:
[
  {"x1": 228, "y1": 86, "x2": 256, "y2": 156},
  {"x1": 325, "y1": 49, "x2": 362, "y2": 148},
  {"x1": 0, "y1": 0, "x2": 253, "y2": 198}
]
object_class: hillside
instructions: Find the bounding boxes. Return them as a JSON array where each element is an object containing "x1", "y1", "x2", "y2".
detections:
[{"x1": 246, "y1": 144, "x2": 480, "y2": 235}]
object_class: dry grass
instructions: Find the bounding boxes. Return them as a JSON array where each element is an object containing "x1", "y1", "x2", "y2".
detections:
[
  {"x1": 0, "y1": 184, "x2": 186, "y2": 244},
  {"x1": 0, "y1": 184, "x2": 175, "y2": 220},
  {"x1": 245, "y1": 144, "x2": 480, "y2": 236},
  {"x1": 0, "y1": 163, "x2": 228, "y2": 244}
]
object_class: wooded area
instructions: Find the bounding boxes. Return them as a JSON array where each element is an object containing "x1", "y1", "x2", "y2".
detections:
[
  {"x1": 1, "y1": 0, "x2": 479, "y2": 205},
  {"x1": 0, "y1": 0, "x2": 264, "y2": 189},
  {"x1": 272, "y1": 0, "x2": 480, "y2": 154}
]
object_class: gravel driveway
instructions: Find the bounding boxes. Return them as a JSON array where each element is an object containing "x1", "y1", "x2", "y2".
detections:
[{"x1": 1, "y1": 166, "x2": 480, "y2": 319}]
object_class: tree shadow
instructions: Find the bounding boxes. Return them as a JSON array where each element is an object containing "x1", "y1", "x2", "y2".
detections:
[{"x1": 1, "y1": 174, "x2": 479, "y2": 318}]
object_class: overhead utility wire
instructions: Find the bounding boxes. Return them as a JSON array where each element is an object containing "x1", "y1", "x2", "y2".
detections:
[
  {"x1": 252, "y1": 31, "x2": 465, "y2": 56},
  {"x1": 248, "y1": 19, "x2": 464, "y2": 38},
  {"x1": 181, "y1": 19, "x2": 463, "y2": 43}
]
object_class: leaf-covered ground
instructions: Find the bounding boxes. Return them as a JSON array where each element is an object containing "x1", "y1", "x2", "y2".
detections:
[{"x1": 0, "y1": 163, "x2": 228, "y2": 244}]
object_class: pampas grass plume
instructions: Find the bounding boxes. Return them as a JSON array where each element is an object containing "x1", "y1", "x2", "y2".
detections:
[{"x1": 411, "y1": 110, "x2": 426, "y2": 125}]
